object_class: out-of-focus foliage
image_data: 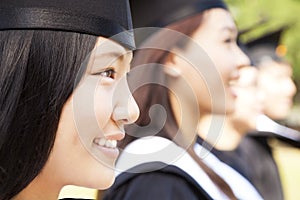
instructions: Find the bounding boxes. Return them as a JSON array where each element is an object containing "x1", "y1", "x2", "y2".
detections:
[{"x1": 225, "y1": 0, "x2": 300, "y2": 103}]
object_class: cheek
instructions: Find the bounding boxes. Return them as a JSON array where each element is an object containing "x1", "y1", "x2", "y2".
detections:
[
  {"x1": 189, "y1": 70, "x2": 211, "y2": 111},
  {"x1": 54, "y1": 130, "x2": 116, "y2": 189},
  {"x1": 198, "y1": 74, "x2": 230, "y2": 113},
  {"x1": 195, "y1": 78, "x2": 229, "y2": 114},
  {"x1": 209, "y1": 47, "x2": 235, "y2": 71},
  {"x1": 218, "y1": 63, "x2": 233, "y2": 85},
  {"x1": 94, "y1": 87, "x2": 114, "y2": 129},
  {"x1": 55, "y1": 107, "x2": 116, "y2": 189},
  {"x1": 265, "y1": 85, "x2": 280, "y2": 97}
]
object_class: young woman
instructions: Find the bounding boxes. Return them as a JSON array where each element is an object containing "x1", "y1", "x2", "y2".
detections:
[
  {"x1": 103, "y1": 0, "x2": 262, "y2": 199},
  {"x1": 0, "y1": 0, "x2": 139, "y2": 199}
]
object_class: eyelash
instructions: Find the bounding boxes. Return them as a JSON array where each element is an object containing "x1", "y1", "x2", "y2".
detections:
[
  {"x1": 224, "y1": 38, "x2": 233, "y2": 43},
  {"x1": 101, "y1": 68, "x2": 116, "y2": 79},
  {"x1": 224, "y1": 34, "x2": 238, "y2": 43},
  {"x1": 224, "y1": 39, "x2": 230, "y2": 43},
  {"x1": 93, "y1": 68, "x2": 116, "y2": 79}
]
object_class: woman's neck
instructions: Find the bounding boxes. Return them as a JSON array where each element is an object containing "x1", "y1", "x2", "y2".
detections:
[
  {"x1": 13, "y1": 172, "x2": 62, "y2": 200},
  {"x1": 169, "y1": 85, "x2": 199, "y2": 147},
  {"x1": 197, "y1": 113, "x2": 244, "y2": 151}
]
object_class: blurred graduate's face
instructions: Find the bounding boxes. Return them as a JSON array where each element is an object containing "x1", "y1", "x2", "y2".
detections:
[
  {"x1": 232, "y1": 67, "x2": 263, "y2": 131},
  {"x1": 257, "y1": 61, "x2": 296, "y2": 120},
  {"x1": 168, "y1": 9, "x2": 250, "y2": 115},
  {"x1": 42, "y1": 37, "x2": 139, "y2": 190}
]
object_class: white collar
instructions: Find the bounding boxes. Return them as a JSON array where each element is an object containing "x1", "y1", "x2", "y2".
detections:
[{"x1": 116, "y1": 136, "x2": 262, "y2": 200}]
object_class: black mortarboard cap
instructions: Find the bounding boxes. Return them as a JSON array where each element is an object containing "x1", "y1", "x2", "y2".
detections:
[
  {"x1": 130, "y1": 0, "x2": 228, "y2": 28},
  {"x1": 0, "y1": 0, "x2": 135, "y2": 49},
  {"x1": 245, "y1": 28, "x2": 287, "y2": 65}
]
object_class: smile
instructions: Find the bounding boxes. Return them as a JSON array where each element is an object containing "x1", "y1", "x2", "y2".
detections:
[{"x1": 94, "y1": 138, "x2": 117, "y2": 148}]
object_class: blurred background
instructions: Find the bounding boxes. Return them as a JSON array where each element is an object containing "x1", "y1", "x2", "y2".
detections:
[
  {"x1": 225, "y1": 0, "x2": 300, "y2": 128},
  {"x1": 59, "y1": 1, "x2": 300, "y2": 199},
  {"x1": 225, "y1": 1, "x2": 300, "y2": 199}
]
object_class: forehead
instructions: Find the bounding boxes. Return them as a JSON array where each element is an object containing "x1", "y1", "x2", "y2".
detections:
[
  {"x1": 202, "y1": 8, "x2": 236, "y2": 32},
  {"x1": 94, "y1": 36, "x2": 130, "y2": 57},
  {"x1": 86, "y1": 36, "x2": 132, "y2": 70}
]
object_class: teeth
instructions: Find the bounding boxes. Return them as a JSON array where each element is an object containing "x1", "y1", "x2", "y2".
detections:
[
  {"x1": 105, "y1": 140, "x2": 117, "y2": 148},
  {"x1": 95, "y1": 138, "x2": 117, "y2": 148},
  {"x1": 98, "y1": 138, "x2": 106, "y2": 146}
]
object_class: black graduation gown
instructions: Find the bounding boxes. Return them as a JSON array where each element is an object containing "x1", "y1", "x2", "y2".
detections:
[
  {"x1": 60, "y1": 199, "x2": 93, "y2": 200},
  {"x1": 103, "y1": 162, "x2": 212, "y2": 200},
  {"x1": 197, "y1": 135, "x2": 284, "y2": 200}
]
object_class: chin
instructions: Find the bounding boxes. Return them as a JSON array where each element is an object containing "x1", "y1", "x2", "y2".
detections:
[
  {"x1": 97, "y1": 167, "x2": 116, "y2": 189},
  {"x1": 83, "y1": 173, "x2": 115, "y2": 190},
  {"x1": 225, "y1": 102, "x2": 235, "y2": 114},
  {"x1": 216, "y1": 94, "x2": 235, "y2": 114},
  {"x1": 273, "y1": 114, "x2": 288, "y2": 121},
  {"x1": 78, "y1": 162, "x2": 116, "y2": 190},
  {"x1": 96, "y1": 179, "x2": 115, "y2": 190},
  {"x1": 268, "y1": 109, "x2": 289, "y2": 121}
]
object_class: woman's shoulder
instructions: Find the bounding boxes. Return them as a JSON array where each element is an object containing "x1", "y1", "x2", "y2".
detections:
[
  {"x1": 103, "y1": 161, "x2": 212, "y2": 200},
  {"x1": 106, "y1": 136, "x2": 214, "y2": 200},
  {"x1": 115, "y1": 136, "x2": 189, "y2": 174}
]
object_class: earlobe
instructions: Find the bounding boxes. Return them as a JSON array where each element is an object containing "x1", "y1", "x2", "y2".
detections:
[
  {"x1": 164, "y1": 66, "x2": 181, "y2": 78},
  {"x1": 164, "y1": 54, "x2": 181, "y2": 78}
]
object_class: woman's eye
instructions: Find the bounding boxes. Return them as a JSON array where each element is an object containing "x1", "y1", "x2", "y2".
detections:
[
  {"x1": 96, "y1": 69, "x2": 116, "y2": 79},
  {"x1": 224, "y1": 38, "x2": 232, "y2": 43},
  {"x1": 224, "y1": 35, "x2": 238, "y2": 44}
]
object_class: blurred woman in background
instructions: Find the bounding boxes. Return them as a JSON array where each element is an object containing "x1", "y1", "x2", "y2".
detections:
[{"x1": 103, "y1": 0, "x2": 262, "y2": 199}]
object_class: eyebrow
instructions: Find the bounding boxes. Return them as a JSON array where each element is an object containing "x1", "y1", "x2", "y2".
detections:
[
  {"x1": 108, "y1": 52, "x2": 125, "y2": 60},
  {"x1": 89, "y1": 50, "x2": 132, "y2": 71},
  {"x1": 94, "y1": 38, "x2": 129, "y2": 54},
  {"x1": 93, "y1": 51, "x2": 127, "y2": 62},
  {"x1": 221, "y1": 26, "x2": 238, "y2": 34}
]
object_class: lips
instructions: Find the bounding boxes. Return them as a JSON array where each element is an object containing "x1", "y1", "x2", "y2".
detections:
[
  {"x1": 228, "y1": 75, "x2": 239, "y2": 99},
  {"x1": 227, "y1": 82, "x2": 237, "y2": 99}
]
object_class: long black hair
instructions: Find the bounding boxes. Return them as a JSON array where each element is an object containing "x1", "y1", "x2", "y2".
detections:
[
  {"x1": 121, "y1": 13, "x2": 238, "y2": 200},
  {"x1": 0, "y1": 30, "x2": 97, "y2": 200}
]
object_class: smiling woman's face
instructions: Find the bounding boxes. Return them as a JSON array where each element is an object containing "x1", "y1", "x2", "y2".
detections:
[
  {"x1": 40, "y1": 37, "x2": 140, "y2": 190},
  {"x1": 169, "y1": 9, "x2": 250, "y2": 115},
  {"x1": 193, "y1": 8, "x2": 250, "y2": 114},
  {"x1": 231, "y1": 67, "x2": 263, "y2": 131},
  {"x1": 257, "y1": 61, "x2": 296, "y2": 120}
]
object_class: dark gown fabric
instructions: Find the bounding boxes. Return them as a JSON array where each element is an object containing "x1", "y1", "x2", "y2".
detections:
[
  {"x1": 197, "y1": 135, "x2": 284, "y2": 200},
  {"x1": 60, "y1": 199, "x2": 93, "y2": 200},
  {"x1": 103, "y1": 162, "x2": 212, "y2": 200}
]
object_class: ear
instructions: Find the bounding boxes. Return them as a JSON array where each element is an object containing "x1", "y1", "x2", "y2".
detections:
[{"x1": 164, "y1": 53, "x2": 182, "y2": 78}]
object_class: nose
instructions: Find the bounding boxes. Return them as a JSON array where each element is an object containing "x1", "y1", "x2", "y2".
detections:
[
  {"x1": 287, "y1": 78, "x2": 297, "y2": 98},
  {"x1": 236, "y1": 46, "x2": 251, "y2": 69},
  {"x1": 112, "y1": 77, "x2": 140, "y2": 125}
]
